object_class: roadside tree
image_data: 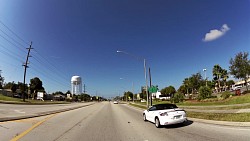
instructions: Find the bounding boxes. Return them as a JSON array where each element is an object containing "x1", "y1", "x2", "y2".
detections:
[
  {"x1": 198, "y1": 86, "x2": 212, "y2": 100},
  {"x1": 221, "y1": 69, "x2": 229, "y2": 91},
  {"x1": 170, "y1": 92, "x2": 184, "y2": 103},
  {"x1": 213, "y1": 64, "x2": 223, "y2": 91},
  {"x1": 160, "y1": 86, "x2": 176, "y2": 97},
  {"x1": 11, "y1": 83, "x2": 17, "y2": 93},
  {"x1": 0, "y1": 74, "x2": 4, "y2": 89},
  {"x1": 123, "y1": 91, "x2": 133, "y2": 101},
  {"x1": 178, "y1": 85, "x2": 186, "y2": 94},
  {"x1": 189, "y1": 73, "x2": 203, "y2": 94},
  {"x1": 229, "y1": 52, "x2": 250, "y2": 91},
  {"x1": 30, "y1": 77, "x2": 45, "y2": 98},
  {"x1": 226, "y1": 80, "x2": 235, "y2": 90}
]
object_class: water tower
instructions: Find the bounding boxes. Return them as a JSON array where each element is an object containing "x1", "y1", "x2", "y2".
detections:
[{"x1": 71, "y1": 76, "x2": 82, "y2": 95}]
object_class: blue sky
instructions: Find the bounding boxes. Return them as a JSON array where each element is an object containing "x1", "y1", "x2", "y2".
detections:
[{"x1": 0, "y1": 0, "x2": 250, "y2": 98}]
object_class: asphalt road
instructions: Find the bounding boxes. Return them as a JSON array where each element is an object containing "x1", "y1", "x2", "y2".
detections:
[{"x1": 1, "y1": 102, "x2": 250, "y2": 141}]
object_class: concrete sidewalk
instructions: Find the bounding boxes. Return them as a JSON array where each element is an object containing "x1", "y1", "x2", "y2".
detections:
[{"x1": 0, "y1": 102, "x2": 95, "y2": 122}]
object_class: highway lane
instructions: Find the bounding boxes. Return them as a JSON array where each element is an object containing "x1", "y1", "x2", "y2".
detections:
[{"x1": 1, "y1": 102, "x2": 250, "y2": 141}]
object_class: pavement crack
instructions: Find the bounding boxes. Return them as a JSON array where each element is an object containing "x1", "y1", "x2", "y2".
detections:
[{"x1": 53, "y1": 112, "x2": 94, "y2": 141}]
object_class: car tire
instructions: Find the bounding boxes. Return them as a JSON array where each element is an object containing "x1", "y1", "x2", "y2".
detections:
[
  {"x1": 143, "y1": 114, "x2": 147, "y2": 121},
  {"x1": 182, "y1": 119, "x2": 188, "y2": 125},
  {"x1": 155, "y1": 117, "x2": 161, "y2": 128}
]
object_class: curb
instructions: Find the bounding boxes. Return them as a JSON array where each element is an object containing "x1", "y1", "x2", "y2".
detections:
[
  {"x1": 0, "y1": 103, "x2": 95, "y2": 122},
  {"x1": 188, "y1": 118, "x2": 250, "y2": 127}
]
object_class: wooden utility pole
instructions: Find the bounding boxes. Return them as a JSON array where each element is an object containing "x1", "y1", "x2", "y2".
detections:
[{"x1": 22, "y1": 42, "x2": 33, "y2": 102}]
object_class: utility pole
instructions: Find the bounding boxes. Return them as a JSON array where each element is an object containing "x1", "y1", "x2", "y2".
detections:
[
  {"x1": 83, "y1": 84, "x2": 86, "y2": 93},
  {"x1": 132, "y1": 81, "x2": 134, "y2": 103},
  {"x1": 0, "y1": 70, "x2": 3, "y2": 88},
  {"x1": 203, "y1": 69, "x2": 207, "y2": 87},
  {"x1": 22, "y1": 42, "x2": 33, "y2": 102}
]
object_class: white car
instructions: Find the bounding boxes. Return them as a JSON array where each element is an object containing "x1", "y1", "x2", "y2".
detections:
[
  {"x1": 143, "y1": 104, "x2": 187, "y2": 128},
  {"x1": 113, "y1": 101, "x2": 118, "y2": 104}
]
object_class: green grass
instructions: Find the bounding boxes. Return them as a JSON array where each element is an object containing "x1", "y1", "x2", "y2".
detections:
[
  {"x1": 0, "y1": 94, "x2": 69, "y2": 104},
  {"x1": 134, "y1": 93, "x2": 250, "y2": 107},
  {"x1": 178, "y1": 93, "x2": 250, "y2": 106},
  {"x1": 187, "y1": 112, "x2": 250, "y2": 122},
  {"x1": 0, "y1": 94, "x2": 23, "y2": 102},
  {"x1": 130, "y1": 103, "x2": 147, "y2": 109},
  {"x1": 180, "y1": 104, "x2": 250, "y2": 110}
]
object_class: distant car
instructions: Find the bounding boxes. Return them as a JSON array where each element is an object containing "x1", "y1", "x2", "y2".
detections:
[
  {"x1": 143, "y1": 104, "x2": 187, "y2": 128},
  {"x1": 113, "y1": 101, "x2": 118, "y2": 104}
]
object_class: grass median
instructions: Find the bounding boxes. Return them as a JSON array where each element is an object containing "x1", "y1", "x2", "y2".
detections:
[
  {"x1": 129, "y1": 103, "x2": 250, "y2": 122},
  {"x1": 178, "y1": 93, "x2": 250, "y2": 106},
  {"x1": 0, "y1": 94, "x2": 69, "y2": 104}
]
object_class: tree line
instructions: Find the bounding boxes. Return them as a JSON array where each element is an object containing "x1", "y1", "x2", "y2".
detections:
[
  {"x1": 120, "y1": 51, "x2": 250, "y2": 102},
  {"x1": 161, "y1": 51, "x2": 250, "y2": 101}
]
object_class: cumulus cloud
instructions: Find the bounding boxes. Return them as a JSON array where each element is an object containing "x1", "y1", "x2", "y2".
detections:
[{"x1": 203, "y1": 24, "x2": 230, "y2": 42}]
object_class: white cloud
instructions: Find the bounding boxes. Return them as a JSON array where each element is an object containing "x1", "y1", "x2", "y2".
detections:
[{"x1": 203, "y1": 24, "x2": 230, "y2": 42}]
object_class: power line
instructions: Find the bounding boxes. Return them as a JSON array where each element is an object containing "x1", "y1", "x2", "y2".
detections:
[
  {"x1": 31, "y1": 50, "x2": 69, "y2": 82},
  {"x1": 0, "y1": 43, "x2": 24, "y2": 61},
  {"x1": 0, "y1": 20, "x2": 71, "y2": 92},
  {"x1": 0, "y1": 33, "x2": 27, "y2": 54},
  {"x1": 0, "y1": 28, "x2": 27, "y2": 49},
  {"x1": 0, "y1": 20, "x2": 29, "y2": 45}
]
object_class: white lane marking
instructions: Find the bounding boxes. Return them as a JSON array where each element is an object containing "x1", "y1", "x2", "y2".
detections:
[{"x1": 14, "y1": 110, "x2": 26, "y2": 114}]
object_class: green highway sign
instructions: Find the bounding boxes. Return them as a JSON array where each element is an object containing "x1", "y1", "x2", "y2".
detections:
[{"x1": 149, "y1": 85, "x2": 158, "y2": 93}]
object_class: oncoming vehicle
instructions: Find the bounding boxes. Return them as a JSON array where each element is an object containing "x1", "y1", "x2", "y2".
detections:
[
  {"x1": 143, "y1": 104, "x2": 187, "y2": 128},
  {"x1": 113, "y1": 101, "x2": 118, "y2": 104}
]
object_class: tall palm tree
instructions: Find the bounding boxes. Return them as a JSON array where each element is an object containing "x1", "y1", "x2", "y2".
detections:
[
  {"x1": 183, "y1": 78, "x2": 190, "y2": 94},
  {"x1": 221, "y1": 69, "x2": 229, "y2": 91},
  {"x1": 213, "y1": 64, "x2": 222, "y2": 92}
]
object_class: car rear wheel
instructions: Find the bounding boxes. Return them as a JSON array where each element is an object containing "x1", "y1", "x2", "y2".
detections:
[
  {"x1": 143, "y1": 114, "x2": 147, "y2": 121},
  {"x1": 155, "y1": 117, "x2": 161, "y2": 128}
]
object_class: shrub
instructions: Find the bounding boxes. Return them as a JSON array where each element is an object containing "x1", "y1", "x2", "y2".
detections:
[
  {"x1": 210, "y1": 95, "x2": 217, "y2": 99},
  {"x1": 170, "y1": 92, "x2": 184, "y2": 103},
  {"x1": 220, "y1": 91, "x2": 232, "y2": 99},
  {"x1": 154, "y1": 98, "x2": 160, "y2": 102},
  {"x1": 198, "y1": 86, "x2": 212, "y2": 100}
]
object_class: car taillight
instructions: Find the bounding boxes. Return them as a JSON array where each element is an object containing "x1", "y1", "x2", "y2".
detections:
[{"x1": 160, "y1": 112, "x2": 168, "y2": 116}]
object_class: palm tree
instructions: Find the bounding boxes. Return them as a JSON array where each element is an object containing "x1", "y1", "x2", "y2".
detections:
[
  {"x1": 213, "y1": 64, "x2": 222, "y2": 92},
  {"x1": 183, "y1": 78, "x2": 190, "y2": 94},
  {"x1": 221, "y1": 69, "x2": 229, "y2": 91}
]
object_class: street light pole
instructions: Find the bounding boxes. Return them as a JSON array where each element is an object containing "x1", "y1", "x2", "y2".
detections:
[
  {"x1": 203, "y1": 68, "x2": 207, "y2": 87},
  {"x1": 144, "y1": 59, "x2": 149, "y2": 108},
  {"x1": 117, "y1": 50, "x2": 149, "y2": 108}
]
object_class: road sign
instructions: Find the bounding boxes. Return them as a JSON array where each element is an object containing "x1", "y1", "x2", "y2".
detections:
[{"x1": 149, "y1": 85, "x2": 158, "y2": 93}]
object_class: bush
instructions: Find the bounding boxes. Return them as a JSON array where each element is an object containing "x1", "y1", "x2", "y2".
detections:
[
  {"x1": 154, "y1": 98, "x2": 160, "y2": 102},
  {"x1": 221, "y1": 91, "x2": 232, "y2": 99},
  {"x1": 210, "y1": 95, "x2": 217, "y2": 99},
  {"x1": 170, "y1": 92, "x2": 184, "y2": 103},
  {"x1": 198, "y1": 86, "x2": 212, "y2": 100}
]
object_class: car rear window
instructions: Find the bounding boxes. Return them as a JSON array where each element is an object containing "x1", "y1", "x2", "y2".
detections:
[{"x1": 155, "y1": 104, "x2": 178, "y2": 110}]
